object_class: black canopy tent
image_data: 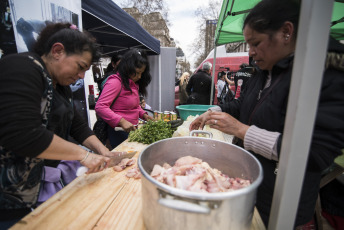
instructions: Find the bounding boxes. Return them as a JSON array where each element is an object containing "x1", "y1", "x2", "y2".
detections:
[{"x1": 81, "y1": 0, "x2": 160, "y2": 56}]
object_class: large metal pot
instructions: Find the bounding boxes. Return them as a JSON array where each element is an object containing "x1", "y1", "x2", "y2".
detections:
[{"x1": 138, "y1": 135, "x2": 263, "y2": 230}]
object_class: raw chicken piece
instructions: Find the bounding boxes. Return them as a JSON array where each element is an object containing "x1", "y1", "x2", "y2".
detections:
[
  {"x1": 113, "y1": 158, "x2": 136, "y2": 172},
  {"x1": 150, "y1": 156, "x2": 250, "y2": 193},
  {"x1": 162, "y1": 163, "x2": 171, "y2": 169},
  {"x1": 126, "y1": 167, "x2": 141, "y2": 179},
  {"x1": 151, "y1": 164, "x2": 163, "y2": 177},
  {"x1": 175, "y1": 156, "x2": 202, "y2": 167}
]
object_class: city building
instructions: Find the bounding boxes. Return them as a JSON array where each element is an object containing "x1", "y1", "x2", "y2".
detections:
[{"x1": 122, "y1": 7, "x2": 190, "y2": 78}]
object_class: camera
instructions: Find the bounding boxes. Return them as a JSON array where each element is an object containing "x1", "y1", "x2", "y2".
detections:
[{"x1": 220, "y1": 66, "x2": 230, "y2": 74}]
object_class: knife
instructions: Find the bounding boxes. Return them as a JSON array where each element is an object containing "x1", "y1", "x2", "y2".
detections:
[
  {"x1": 107, "y1": 151, "x2": 137, "y2": 166},
  {"x1": 76, "y1": 151, "x2": 137, "y2": 176}
]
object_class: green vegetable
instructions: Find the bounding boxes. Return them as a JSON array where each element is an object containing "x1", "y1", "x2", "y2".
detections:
[{"x1": 128, "y1": 120, "x2": 174, "y2": 144}]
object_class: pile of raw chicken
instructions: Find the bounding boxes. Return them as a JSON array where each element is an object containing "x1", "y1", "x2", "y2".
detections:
[
  {"x1": 113, "y1": 158, "x2": 141, "y2": 179},
  {"x1": 150, "y1": 156, "x2": 251, "y2": 193}
]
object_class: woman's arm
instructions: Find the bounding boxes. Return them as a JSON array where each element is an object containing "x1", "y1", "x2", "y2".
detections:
[
  {"x1": 191, "y1": 111, "x2": 280, "y2": 161},
  {"x1": 37, "y1": 135, "x2": 111, "y2": 173},
  {"x1": 81, "y1": 135, "x2": 116, "y2": 157},
  {"x1": 224, "y1": 73, "x2": 235, "y2": 86},
  {"x1": 95, "y1": 75, "x2": 123, "y2": 128}
]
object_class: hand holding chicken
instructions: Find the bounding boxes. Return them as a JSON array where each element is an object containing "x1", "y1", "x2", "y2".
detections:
[{"x1": 190, "y1": 111, "x2": 249, "y2": 140}]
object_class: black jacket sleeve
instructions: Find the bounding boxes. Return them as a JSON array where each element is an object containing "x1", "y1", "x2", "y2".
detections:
[
  {"x1": 0, "y1": 54, "x2": 54, "y2": 157},
  {"x1": 186, "y1": 76, "x2": 193, "y2": 95},
  {"x1": 276, "y1": 67, "x2": 344, "y2": 172}
]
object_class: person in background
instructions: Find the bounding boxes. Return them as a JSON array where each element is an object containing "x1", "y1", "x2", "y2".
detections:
[
  {"x1": 105, "y1": 53, "x2": 122, "y2": 75},
  {"x1": 186, "y1": 62, "x2": 213, "y2": 105},
  {"x1": 95, "y1": 49, "x2": 154, "y2": 149},
  {"x1": 140, "y1": 96, "x2": 152, "y2": 110},
  {"x1": 92, "y1": 64, "x2": 102, "y2": 84},
  {"x1": 0, "y1": 23, "x2": 116, "y2": 228},
  {"x1": 216, "y1": 71, "x2": 227, "y2": 104},
  {"x1": 189, "y1": 0, "x2": 344, "y2": 228},
  {"x1": 178, "y1": 71, "x2": 190, "y2": 105},
  {"x1": 96, "y1": 53, "x2": 122, "y2": 93},
  {"x1": 218, "y1": 70, "x2": 235, "y2": 105},
  {"x1": 233, "y1": 62, "x2": 254, "y2": 99},
  {"x1": 224, "y1": 71, "x2": 236, "y2": 94}
]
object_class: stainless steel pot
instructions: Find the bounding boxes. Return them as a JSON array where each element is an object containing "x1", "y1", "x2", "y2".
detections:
[{"x1": 138, "y1": 136, "x2": 263, "y2": 230}]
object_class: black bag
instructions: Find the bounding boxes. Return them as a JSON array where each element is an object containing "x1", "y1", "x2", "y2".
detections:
[
  {"x1": 219, "y1": 83, "x2": 234, "y2": 104},
  {"x1": 93, "y1": 83, "x2": 122, "y2": 144},
  {"x1": 93, "y1": 118, "x2": 109, "y2": 144}
]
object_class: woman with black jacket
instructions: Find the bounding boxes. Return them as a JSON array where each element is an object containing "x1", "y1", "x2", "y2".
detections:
[{"x1": 190, "y1": 1, "x2": 344, "y2": 228}]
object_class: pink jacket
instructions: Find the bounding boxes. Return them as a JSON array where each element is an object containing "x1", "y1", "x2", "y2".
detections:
[{"x1": 95, "y1": 74, "x2": 146, "y2": 128}]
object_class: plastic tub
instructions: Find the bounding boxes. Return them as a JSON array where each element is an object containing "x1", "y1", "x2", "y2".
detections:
[{"x1": 176, "y1": 104, "x2": 216, "y2": 120}]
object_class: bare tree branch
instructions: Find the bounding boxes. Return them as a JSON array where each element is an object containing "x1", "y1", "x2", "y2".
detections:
[
  {"x1": 190, "y1": 0, "x2": 221, "y2": 68},
  {"x1": 119, "y1": 0, "x2": 170, "y2": 26}
]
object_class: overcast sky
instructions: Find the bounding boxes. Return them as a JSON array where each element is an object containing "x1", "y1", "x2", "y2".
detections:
[
  {"x1": 114, "y1": 0, "x2": 221, "y2": 69},
  {"x1": 166, "y1": 0, "x2": 217, "y2": 69}
]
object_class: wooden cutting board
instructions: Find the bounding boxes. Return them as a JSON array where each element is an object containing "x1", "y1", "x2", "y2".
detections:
[{"x1": 11, "y1": 139, "x2": 265, "y2": 230}]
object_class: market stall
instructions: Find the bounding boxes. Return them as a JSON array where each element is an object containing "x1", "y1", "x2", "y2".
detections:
[
  {"x1": 10, "y1": 138, "x2": 266, "y2": 230},
  {"x1": 82, "y1": 0, "x2": 160, "y2": 56},
  {"x1": 9, "y1": 115, "x2": 264, "y2": 229}
]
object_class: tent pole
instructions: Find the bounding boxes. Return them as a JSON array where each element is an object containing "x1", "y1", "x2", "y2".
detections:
[
  {"x1": 268, "y1": 0, "x2": 333, "y2": 229},
  {"x1": 210, "y1": 43, "x2": 217, "y2": 105},
  {"x1": 159, "y1": 53, "x2": 162, "y2": 111}
]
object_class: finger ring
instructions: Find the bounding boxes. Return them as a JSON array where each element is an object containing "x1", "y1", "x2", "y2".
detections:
[{"x1": 214, "y1": 119, "x2": 217, "y2": 125}]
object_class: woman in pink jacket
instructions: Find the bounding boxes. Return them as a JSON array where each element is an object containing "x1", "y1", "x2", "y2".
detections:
[{"x1": 95, "y1": 49, "x2": 154, "y2": 148}]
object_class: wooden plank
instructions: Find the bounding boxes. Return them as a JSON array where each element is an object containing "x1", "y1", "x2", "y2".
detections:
[
  {"x1": 94, "y1": 179, "x2": 144, "y2": 230},
  {"x1": 10, "y1": 139, "x2": 266, "y2": 230},
  {"x1": 94, "y1": 140, "x2": 147, "y2": 229},
  {"x1": 251, "y1": 208, "x2": 266, "y2": 230},
  {"x1": 11, "y1": 167, "x2": 129, "y2": 230},
  {"x1": 95, "y1": 178, "x2": 265, "y2": 230}
]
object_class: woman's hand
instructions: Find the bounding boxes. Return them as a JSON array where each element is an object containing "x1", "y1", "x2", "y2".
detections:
[
  {"x1": 119, "y1": 118, "x2": 136, "y2": 132},
  {"x1": 80, "y1": 151, "x2": 111, "y2": 174},
  {"x1": 189, "y1": 111, "x2": 212, "y2": 131},
  {"x1": 205, "y1": 112, "x2": 249, "y2": 139},
  {"x1": 225, "y1": 74, "x2": 235, "y2": 86},
  {"x1": 143, "y1": 113, "x2": 154, "y2": 121}
]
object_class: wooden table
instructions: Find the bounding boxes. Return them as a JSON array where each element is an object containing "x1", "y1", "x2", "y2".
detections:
[{"x1": 11, "y1": 140, "x2": 266, "y2": 230}]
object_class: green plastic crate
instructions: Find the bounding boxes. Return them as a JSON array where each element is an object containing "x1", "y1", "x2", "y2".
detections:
[{"x1": 176, "y1": 104, "x2": 216, "y2": 120}]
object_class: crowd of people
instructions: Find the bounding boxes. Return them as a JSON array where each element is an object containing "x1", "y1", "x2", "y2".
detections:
[
  {"x1": 177, "y1": 61, "x2": 251, "y2": 106},
  {"x1": 1, "y1": 0, "x2": 343, "y2": 229}
]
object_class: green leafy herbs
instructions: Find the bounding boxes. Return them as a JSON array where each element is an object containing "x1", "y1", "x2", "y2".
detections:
[{"x1": 128, "y1": 120, "x2": 174, "y2": 144}]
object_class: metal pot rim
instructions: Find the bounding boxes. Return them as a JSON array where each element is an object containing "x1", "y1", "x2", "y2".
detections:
[{"x1": 138, "y1": 137, "x2": 263, "y2": 200}]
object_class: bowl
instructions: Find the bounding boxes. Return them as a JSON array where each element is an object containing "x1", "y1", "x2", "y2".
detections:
[
  {"x1": 176, "y1": 104, "x2": 216, "y2": 120},
  {"x1": 138, "y1": 137, "x2": 263, "y2": 230}
]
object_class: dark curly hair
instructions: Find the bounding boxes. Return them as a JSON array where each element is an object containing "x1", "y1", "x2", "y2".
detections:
[
  {"x1": 117, "y1": 49, "x2": 151, "y2": 97},
  {"x1": 33, "y1": 22, "x2": 101, "y2": 63},
  {"x1": 105, "y1": 53, "x2": 123, "y2": 74},
  {"x1": 243, "y1": 0, "x2": 300, "y2": 39}
]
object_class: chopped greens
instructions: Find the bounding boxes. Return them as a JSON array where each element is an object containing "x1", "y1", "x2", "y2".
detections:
[{"x1": 128, "y1": 120, "x2": 174, "y2": 144}]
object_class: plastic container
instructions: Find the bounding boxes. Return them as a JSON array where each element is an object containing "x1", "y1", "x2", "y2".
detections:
[
  {"x1": 176, "y1": 104, "x2": 216, "y2": 120},
  {"x1": 139, "y1": 136, "x2": 263, "y2": 230}
]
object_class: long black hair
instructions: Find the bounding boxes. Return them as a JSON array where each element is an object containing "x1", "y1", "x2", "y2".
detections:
[
  {"x1": 243, "y1": 0, "x2": 300, "y2": 39},
  {"x1": 117, "y1": 49, "x2": 151, "y2": 97},
  {"x1": 34, "y1": 22, "x2": 101, "y2": 63},
  {"x1": 105, "y1": 53, "x2": 122, "y2": 74}
]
